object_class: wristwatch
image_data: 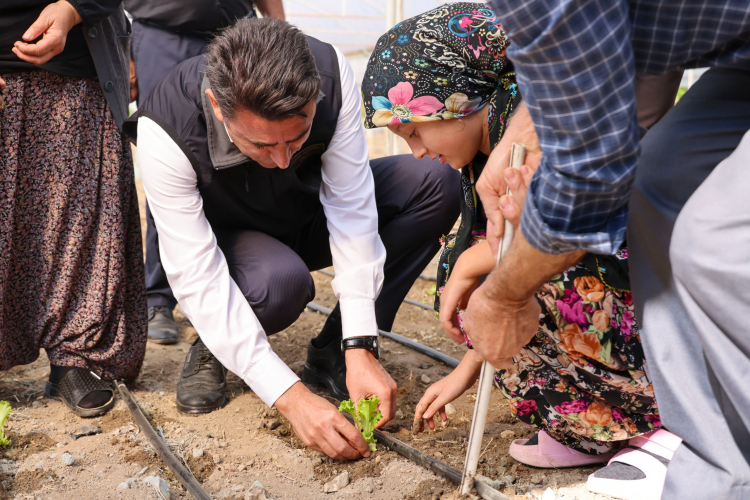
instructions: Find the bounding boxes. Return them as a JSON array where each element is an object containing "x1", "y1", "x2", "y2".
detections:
[{"x1": 341, "y1": 336, "x2": 380, "y2": 359}]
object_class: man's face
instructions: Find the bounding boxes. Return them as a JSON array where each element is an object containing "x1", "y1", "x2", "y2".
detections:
[{"x1": 206, "y1": 89, "x2": 316, "y2": 169}]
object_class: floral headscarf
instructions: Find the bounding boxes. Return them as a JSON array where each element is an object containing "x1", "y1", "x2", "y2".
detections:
[
  {"x1": 362, "y1": 3, "x2": 513, "y2": 128},
  {"x1": 363, "y1": 4, "x2": 522, "y2": 317}
]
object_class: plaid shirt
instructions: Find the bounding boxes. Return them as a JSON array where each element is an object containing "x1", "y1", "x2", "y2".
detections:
[{"x1": 487, "y1": 0, "x2": 750, "y2": 255}]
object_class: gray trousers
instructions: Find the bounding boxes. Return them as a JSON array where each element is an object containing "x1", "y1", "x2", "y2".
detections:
[{"x1": 628, "y1": 65, "x2": 750, "y2": 499}]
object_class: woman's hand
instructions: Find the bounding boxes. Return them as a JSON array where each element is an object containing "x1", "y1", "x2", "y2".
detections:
[
  {"x1": 440, "y1": 241, "x2": 495, "y2": 343},
  {"x1": 13, "y1": 1, "x2": 82, "y2": 66},
  {"x1": 412, "y1": 351, "x2": 483, "y2": 433},
  {"x1": 440, "y1": 270, "x2": 480, "y2": 344}
]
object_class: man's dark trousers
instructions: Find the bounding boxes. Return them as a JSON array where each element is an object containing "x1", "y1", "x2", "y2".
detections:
[
  {"x1": 150, "y1": 153, "x2": 459, "y2": 335},
  {"x1": 628, "y1": 64, "x2": 750, "y2": 498}
]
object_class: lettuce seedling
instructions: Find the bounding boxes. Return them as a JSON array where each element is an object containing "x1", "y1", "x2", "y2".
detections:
[
  {"x1": 0, "y1": 401, "x2": 11, "y2": 446},
  {"x1": 338, "y1": 396, "x2": 383, "y2": 452}
]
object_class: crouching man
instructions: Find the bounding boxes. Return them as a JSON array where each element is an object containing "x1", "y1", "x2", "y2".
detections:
[{"x1": 125, "y1": 18, "x2": 458, "y2": 460}]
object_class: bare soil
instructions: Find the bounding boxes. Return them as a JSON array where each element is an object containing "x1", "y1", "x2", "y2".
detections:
[{"x1": 0, "y1": 179, "x2": 611, "y2": 500}]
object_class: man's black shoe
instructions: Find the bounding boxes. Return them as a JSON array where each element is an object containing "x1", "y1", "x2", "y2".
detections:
[
  {"x1": 303, "y1": 337, "x2": 349, "y2": 401},
  {"x1": 147, "y1": 306, "x2": 179, "y2": 345},
  {"x1": 176, "y1": 339, "x2": 227, "y2": 414}
]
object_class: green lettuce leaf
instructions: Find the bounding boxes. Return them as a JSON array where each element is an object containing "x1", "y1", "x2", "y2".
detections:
[
  {"x1": 0, "y1": 401, "x2": 12, "y2": 446},
  {"x1": 338, "y1": 396, "x2": 383, "y2": 453}
]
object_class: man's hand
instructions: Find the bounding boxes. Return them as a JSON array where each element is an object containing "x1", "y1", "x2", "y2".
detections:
[
  {"x1": 462, "y1": 285, "x2": 540, "y2": 369},
  {"x1": 477, "y1": 101, "x2": 541, "y2": 255},
  {"x1": 13, "y1": 1, "x2": 82, "y2": 66},
  {"x1": 462, "y1": 230, "x2": 584, "y2": 369},
  {"x1": 275, "y1": 381, "x2": 370, "y2": 460},
  {"x1": 345, "y1": 348, "x2": 397, "y2": 428}
]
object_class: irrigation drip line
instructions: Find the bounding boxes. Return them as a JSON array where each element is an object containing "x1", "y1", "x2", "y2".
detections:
[
  {"x1": 341, "y1": 414, "x2": 509, "y2": 500},
  {"x1": 305, "y1": 302, "x2": 459, "y2": 368},
  {"x1": 314, "y1": 270, "x2": 435, "y2": 311},
  {"x1": 116, "y1": 382, "x2": 212, "y2": 500}
]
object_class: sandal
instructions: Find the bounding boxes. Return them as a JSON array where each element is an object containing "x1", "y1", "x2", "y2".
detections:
[
  {"x1": 586, "y1": 429, "x2": 682, "y2": 500},
  {"x1": 44, "y1": 367, "x2": 116, "y2": 417},
  {"x1": 509, "y1": 430, "x2": 614, "y2": 468}
]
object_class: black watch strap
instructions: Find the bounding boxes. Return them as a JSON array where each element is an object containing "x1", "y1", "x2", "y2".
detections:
[{"x1": 341, "y1": 336, "x2": 380, "y2": 359}]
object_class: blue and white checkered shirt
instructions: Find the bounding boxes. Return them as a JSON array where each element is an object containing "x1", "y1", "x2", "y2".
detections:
[{"x1": 487, "y1": 0, "x2": 750, "y2": 255}]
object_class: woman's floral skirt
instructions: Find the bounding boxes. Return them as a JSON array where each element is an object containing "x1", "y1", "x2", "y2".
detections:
[
  {"x1": 494, "y1": 249, "x2": 661, "y2": 455},
  {"x1": 0, "y1": 71, "x2": 147, "y2": 380}
]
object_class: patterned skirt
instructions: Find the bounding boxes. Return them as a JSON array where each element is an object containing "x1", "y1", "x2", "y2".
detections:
[
  {"x1": 0, "y1": 71, "x2": 147, "y2": 381},
  {"x1": 493, "y1": 249, "x2": 661, "y2": 455}
]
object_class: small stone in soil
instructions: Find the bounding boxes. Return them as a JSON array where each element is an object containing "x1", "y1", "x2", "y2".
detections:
[
  {"x1": 419, "y1": 364, "x2": 432, "y2": 370},
  {"x1": 500, "y1": 430, "x2": 516, "y2": 439},
  {"x1": 530, "y1": 474, "x2": 543, "y2": 484},
  {"x1": 323, "y1": 471, "x2": 349, "y2": 493},
  {"x1": 71, "y1": 425, "x2": 101, "y2": 440},
  {"x1": 246, "y1": 480, "x2": 267, "y2": 500},
  {"x1": 143, "y1": 476, "x2": 170, "y2": 499},
  {"x1": 213, "y1": 454, "x2": 223, "y2": 464},
  {"x1": 136, "y1": 466, "x2": 149, "y2": 476},
  {"x1": 444, "y1": 403, "x2": 457, "y2": 415},
  {"x1": 395, "y1": 410, "x2": 404, "y2": 419},
  {"x1": 267, "y1": 419, "x2": 281, "y2": 430},
  {"x1": 192, "y1": 448, "x2": 204, "y2": 458},
  {"x1": 504, "y1": 475, "x2": 517, "y2": 485},
  {"x1": 238, "y1": 464, "x2": 246, "y2": 472},
  {"x1": 421, "y1": 374, "x2": 431, "y2": 384},
  {"x1": 116, "y1": 482, "x2": 130, "y2": 490},
  {"x1": 364, "y1": 482, "x2": 373, "y2": 493},
  {"x1": 60, "y1": 453, "x2": 75, "y2": 466}
]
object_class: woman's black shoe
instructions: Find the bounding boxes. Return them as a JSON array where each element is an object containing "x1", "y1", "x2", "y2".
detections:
[
  {"x1": 175, "y1": 339, "x2": 227, "y2": 414},
  {"x1": 45, "y1": 366, "x2": 115, "y2": 417}
]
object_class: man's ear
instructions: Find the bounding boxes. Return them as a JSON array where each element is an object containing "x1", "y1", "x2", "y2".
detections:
[{"x1": 205, "y1": 89, "x2": 224, "y2": 122}]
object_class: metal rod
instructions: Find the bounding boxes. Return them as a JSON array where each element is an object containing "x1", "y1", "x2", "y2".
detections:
[
  {"x1": 116, "y1": 382, "x2": 212, "y2": 500},
  {"x1": 461, "y1": 143, "x2": 526, "y2": 495},
  {"x1": 305, "y1": 302, "x2": 460, "y2": 368},
  {"x1": 341, "y1": 413, "x2": 509, "y2": 500},
  {"x1": 315, "y1": 270, "x2": 436, "y2": 311}
]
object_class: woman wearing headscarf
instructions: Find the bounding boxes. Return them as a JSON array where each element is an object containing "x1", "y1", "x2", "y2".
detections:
[
  {"x1": 0, "y1": 1, "x2": 146, "y2": 416},
  {"x1": 362, "y1": 4, "x2": 680, "y2": 499}
]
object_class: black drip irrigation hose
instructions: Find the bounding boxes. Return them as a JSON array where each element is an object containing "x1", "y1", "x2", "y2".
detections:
[
  {"x1": 315, "y1": 270, "x2": 436, "y2": 311},
  {"x1": 341, "y1": 414, "x2": 509, "y2": 500},
  {"x1": 305, "y1": 302, "x2": 459, "y2": 368},
  {"x1": 116, "y1": 382, "x2": 212, "y2": 500}
]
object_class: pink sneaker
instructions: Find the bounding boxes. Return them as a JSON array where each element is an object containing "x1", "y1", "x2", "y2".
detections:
[{"x1": 509, "y1": 430, "x2": 614, "y2": 468}]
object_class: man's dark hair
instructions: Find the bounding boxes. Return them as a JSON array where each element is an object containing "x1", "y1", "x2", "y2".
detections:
[{"x1": 205, "y1": 17, "x2": 321, "y2": 121}]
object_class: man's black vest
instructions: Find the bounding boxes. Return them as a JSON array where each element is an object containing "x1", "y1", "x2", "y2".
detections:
[{"x1": 124, "y1": 37, "x2": 342, "y2": 248}]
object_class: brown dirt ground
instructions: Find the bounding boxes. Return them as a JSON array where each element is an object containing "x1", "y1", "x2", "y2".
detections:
[{"x1": 0, "y1": 159, "x2": 610, "y2": 500}]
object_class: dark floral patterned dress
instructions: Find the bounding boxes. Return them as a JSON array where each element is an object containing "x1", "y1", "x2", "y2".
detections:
[
  {"x1": 494, "y1": 249, "x2": 661, "y2": 454},
  {"x1": 0, "y1": 71, "x2": 147, "y2": 381}
]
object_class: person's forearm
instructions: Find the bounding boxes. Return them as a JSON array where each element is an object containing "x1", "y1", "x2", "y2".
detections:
[
  {"x1": 254, "y1": 0, "x2": 285, "y2": 21},
  {"x1": 454, "y1": 240, "x2": 495, "y2": 278},
  {"x1": 485, "y1": 225, "x2": 584, "y2": 303}
]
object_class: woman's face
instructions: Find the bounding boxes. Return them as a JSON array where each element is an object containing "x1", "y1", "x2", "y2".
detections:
[{"x1": 388, "y1": 105, "x2": 488, "y2": 170}]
